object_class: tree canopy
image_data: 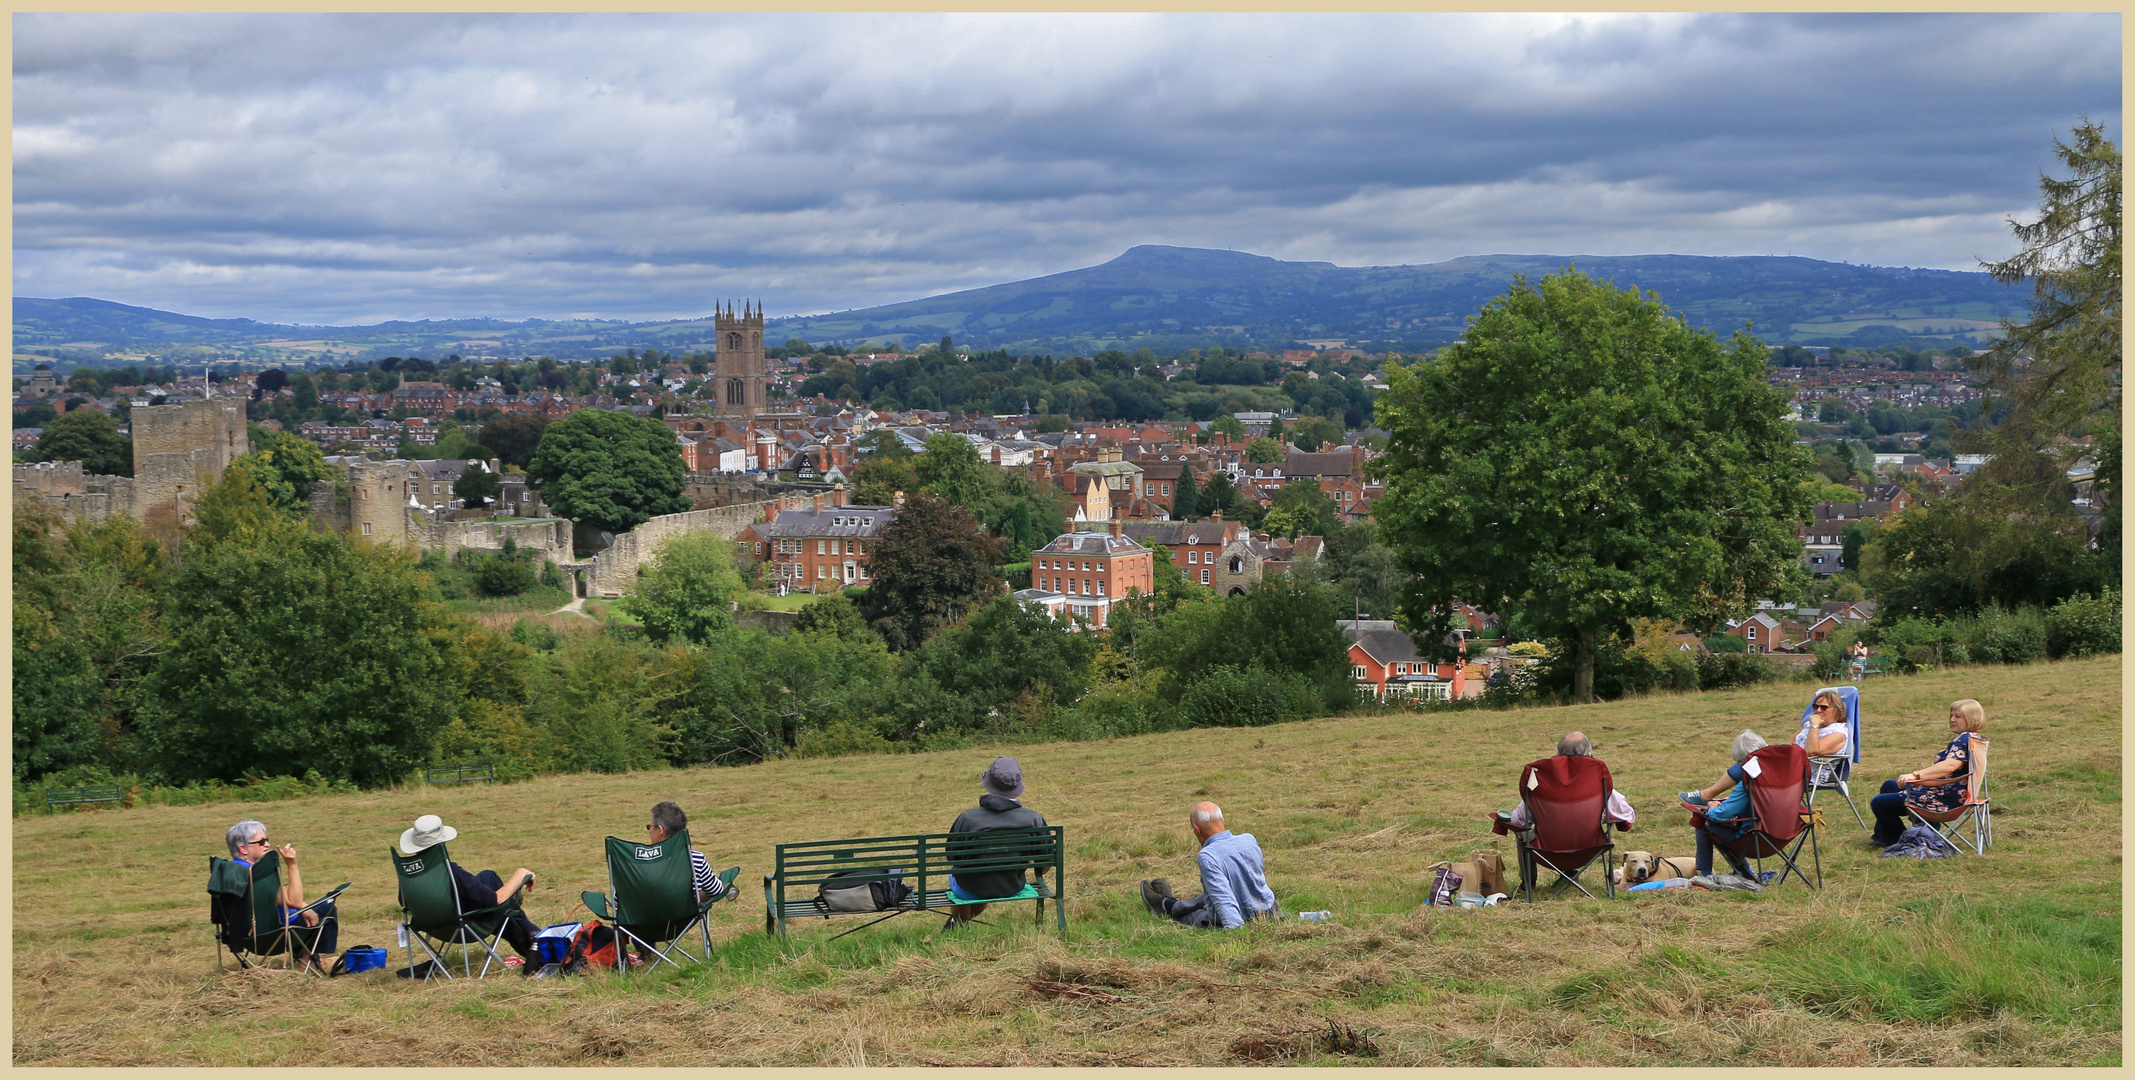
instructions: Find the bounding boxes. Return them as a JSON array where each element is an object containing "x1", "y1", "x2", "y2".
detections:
[
  {"x1": 33, "y1": 409, "x2": 131, "y2": 476},
  {"x1": 623, "y1": 530, "x2": 746, "y2": 646},
  {"x1": 526, "y1": 408, "x2": 690, "y2": 535},
  {"x1": 479, "y1": 413, "x2": 555, "y2": 470},
  {"x1": 1374, "y1": 267, "x2": 1813, "y2": 702},
  {"x1": 245, "y1": 424, "x2": 331, "y2": 516},
  {"x1": 862, "y1": 494, "x2": 1003, "y2": 651}
]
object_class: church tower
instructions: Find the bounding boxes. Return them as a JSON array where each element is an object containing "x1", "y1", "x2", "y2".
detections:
[{"x1": 713, "y1": 300, "x2": 767, "y2": 417}]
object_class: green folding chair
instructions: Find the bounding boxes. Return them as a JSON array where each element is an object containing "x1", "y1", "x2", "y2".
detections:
[
  {"x1": 581, "y1": 829, "x2": 738, "y2": 976},
  {"x1": 390, "y1": 843, "x2": 524, "y2": 982},
  {"x1": 207, "y1": 850, "x2": 346, "y2": 975}
]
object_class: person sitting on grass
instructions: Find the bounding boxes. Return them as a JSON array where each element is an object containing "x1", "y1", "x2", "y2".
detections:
[
  {"x1": 1140, "y1": 802, "x2": 1279, "y2": 929},
  {"x1": 1491, "y1": 731, "x2": 1637, "y2": 837},
  {"x1": 1679, "y1": 730, "x2": 1768, "y2": 877},
  {"x1": 225, "y1": 818, "x2": 336, "y2": 973},
  {"x1": 1868, "y1": 699, "x2": 1985, "y2": 848},
  {"x1": 943, "y1": 757, "x2": 1049, "y2": 930},
  {"x1": 645, "y1": 801, "x2": 733, "y2": 904},
  {"x1": 398, "y1": 814, "x2": 543, "y2": 970}
]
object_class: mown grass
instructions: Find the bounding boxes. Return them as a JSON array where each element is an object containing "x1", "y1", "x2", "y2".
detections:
[{"x1": 12, "y1": 657, "x2": 2121, "y2": 1065}]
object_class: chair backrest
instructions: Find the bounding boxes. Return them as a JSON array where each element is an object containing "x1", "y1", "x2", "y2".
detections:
[
  {"x1": 604, "y1": 829, "x2": 699, "y2": 933},
  {"x1": 1963, "y1": 734, "x2": 1990, "y2": 804},
  {"x1": 1742, "y1": 744, "x2": 1811, "y2": 842},
  {"x1": 1800, "y1": 685, "x2": 1861, "y2": 764},
  {"x1": 209, "y1": 851, "x2": 287, "y2": 953},
  {"x1": 1518, "y1": 756, "x2": 1613, "y2": 853},
  {"x1": 392, "y1": 842, "x2": 466, "y2": 931}
]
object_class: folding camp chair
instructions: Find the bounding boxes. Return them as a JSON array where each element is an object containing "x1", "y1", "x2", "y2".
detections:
[
  {"x1": 582, "y1": 830, "x2": 738, "y2": 976},
  {"x1": 1706, "y1": 743, "x2": 1822, "y2": 889},
  {"x1": 1801, "y1": 685, "x2": 1865, "y2": 827},
  {"x1": 1513, "y1": 756, "x2": 1617, "y2": 901},
  {"x1": 1905, "y1": 733, "x2": 1992, "y2": 854},
  {"x1": 206, "y1": 850, "x2": 347, "y2": 975},
  {"x1": 390, "y1": 843, "x2": 524, "y2": 982}
]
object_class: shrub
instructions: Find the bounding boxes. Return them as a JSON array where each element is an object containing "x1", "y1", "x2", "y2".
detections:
[
  {"x1": 1965, "y1": 605, "x2": 2047, "y2": 665},
  {"x1": 2048, "y1": 588, "x2": 2121, "y2": 658},
  {"x1": 473, "y1": 553, "x2": 537, "y2": 597},
  {"x1": 1694, "y1": 650, "x2": 1777, "y2": 690},
  {"x1": 1177, "y1": 664, "x2": 1326, "y2": 728}
]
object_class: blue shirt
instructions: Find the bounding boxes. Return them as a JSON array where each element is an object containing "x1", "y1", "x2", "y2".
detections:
[
  {"x1": 1709, "y1": 764, "x2": 1753, "y2": 823},
  {"x1": 1196, "y1": 830, "x2": 1278, "y2": 929}
]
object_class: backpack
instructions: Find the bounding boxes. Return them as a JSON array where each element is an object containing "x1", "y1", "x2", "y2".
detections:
[
  {"x1": 814, "y1": 867, "x2": 912, "y2": 913},
  {"x1": 561, "y1": 918, "x2": 622, "y2": 971}
]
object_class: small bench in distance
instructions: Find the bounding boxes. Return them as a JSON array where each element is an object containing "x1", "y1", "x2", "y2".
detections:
[
  {"x1": 763, "y1": 826, "x2": 1065, "y2": 940},
  {"x1": 424, "y1": 762, "x2": 495, "y2": 786},
  {"x1": 46, "y1": 784, "x2": 124, "y2": 809}
]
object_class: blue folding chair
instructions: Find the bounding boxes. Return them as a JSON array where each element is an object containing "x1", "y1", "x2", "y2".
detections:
[{"x1": 1799, "y1": 685, "x2": 1863, "y2": 827}]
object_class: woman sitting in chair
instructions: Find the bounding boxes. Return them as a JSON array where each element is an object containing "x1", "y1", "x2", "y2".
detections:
[
  {"x1": 1678, "y1": 730, "x2": 1767, "y2": 877},
  {"x1": 1868, "y1": 699, "x2": 1983, "y2": 848},
  {"x1": 1796, "y1": 689, "x2": 1852, "y2": 787},
  {"x1": 225, "y1": 818, "x2": 335, "y2": 972}
]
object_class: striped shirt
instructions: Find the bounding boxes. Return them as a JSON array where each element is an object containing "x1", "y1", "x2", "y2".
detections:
[{"x1": 688, "y1": 850, "x2": 728, "y2": 898}]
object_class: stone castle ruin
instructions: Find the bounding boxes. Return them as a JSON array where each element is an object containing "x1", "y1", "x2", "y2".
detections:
[{"x1": 14, "y1": 396, "x2": 250, "y2": 527}]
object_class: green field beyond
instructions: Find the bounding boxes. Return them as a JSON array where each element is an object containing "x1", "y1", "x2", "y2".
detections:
[{"x1": 12, "y1": 659, "x2": 2120, "y2": 1066}]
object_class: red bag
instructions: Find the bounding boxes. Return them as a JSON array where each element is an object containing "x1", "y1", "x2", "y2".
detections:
[{"x1": 566, "y1": 919, "x2": 619, "y2": 970}]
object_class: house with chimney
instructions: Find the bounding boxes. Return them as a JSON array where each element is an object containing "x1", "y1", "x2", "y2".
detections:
[
  {"x1": 1017, "y1": 521, "x2": 1154, "y2": 630},
  {"x1": 1340, "y1": 619, "x2": 1468, "y2": 702},
  {"x1": 737, "y1": 490, "x2": 896, "y2": 592}
]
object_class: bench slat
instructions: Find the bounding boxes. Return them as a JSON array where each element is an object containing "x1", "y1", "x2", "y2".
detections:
[{"x1": 767, "y1": 827, "x2": 1066, "y2": 938}]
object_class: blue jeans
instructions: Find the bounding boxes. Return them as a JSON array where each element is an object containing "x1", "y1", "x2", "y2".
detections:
[
  {"x1": 1694, "y1": 818, "x2": 1752, "y2": 876},
  {"x1": 1870, "y1": 779, "x2": 1911, "y2": 845}
]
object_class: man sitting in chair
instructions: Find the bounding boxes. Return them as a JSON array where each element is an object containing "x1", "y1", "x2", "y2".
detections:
[
  {"x1": 645, "y1": 801, "x2": 731, "y2": 904},
  {"x1": 225, "y1": 818, "x2": 337, "y2": 972},
  {"x1": 398, "y1": 814, "x2": 543, "y2": 966},
  {"x1": 1139, "y1": 802, "x2": 1279, "y2": 929},
  {"x1": 1491, "y1": 732, "x2": 1638, "y2": 839},
  {"x1": 943, "y1": 757, "x2": 1049, "y2": 929}
]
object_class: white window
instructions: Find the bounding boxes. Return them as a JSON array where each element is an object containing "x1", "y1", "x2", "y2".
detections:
[
  {"x1": 1747, "y1": 625, "x2": 1758, "y2": 640},
  {"x1": 434, "y1": 484, "x2": 442, "y2": 495},
  {"x1": 1145, "y1": 483, "x2": 1155, "y2": 495},
  {"x1": 817, "y1": 564, "x2": 828, "y2": 580},
  {"x1": 1161, "y1": 483, "x2": 1170, "y2": 495},
  {"x1": 361, "y1": 522, "x2": 372, "y2": 535},
  {"x1": 817, "y1": 539, "x2": 827, "y2": 555},
  {"x1": 1200, "y1": 568, "x2": 1210, "y2": 585},
  {"x1": 1097, "y1": 580, "x2": 1106, "y2": 596},
  {"x1": 1352, "y1": 665, "x2": 1368, "y2": 680},
  {"x1": 1188, "y1": 550, "x2": 1198, "y2": 564}
]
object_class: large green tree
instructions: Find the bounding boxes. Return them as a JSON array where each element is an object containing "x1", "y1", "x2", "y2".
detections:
[
  {"x1": 141, "y1": 471, "x2": 458, "y2": 785},
  {"x1": 1262, "y1": 478, "x2": 1339, "y2": 539},
  {"x1": 861, "y1": 494, "x2": 1003, "y2": 650},
  {"x1": 1374, "y1": 268, "x2": 1813, "y2": 702},
  {"x1": 1171, "y1": 468, "x2": 1200, "y2": 521},
  {"x1": 623, "y1": 530, "x2": 746, "y2": 646},
  {"x1": 526, "y1": 408, "x2": 690, "y2": 535},
  {"x1": 246, "y1": 424, "x2": 331, "y2": 516},
  {"x1": 479, "y1": 413, "x2": 554, "y2": 469},
  {"x1": 33, "y1": 408, "x2": 131, "y2": 476}
]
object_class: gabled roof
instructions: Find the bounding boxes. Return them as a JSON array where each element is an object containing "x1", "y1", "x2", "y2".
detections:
[{"x1": 1283, "y1": 450, "x2": 1354, "y2": 477}]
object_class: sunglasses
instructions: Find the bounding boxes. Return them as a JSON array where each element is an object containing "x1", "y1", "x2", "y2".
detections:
[{"x1": 246, "y1": 837, "x2": 271, "y2": 847}]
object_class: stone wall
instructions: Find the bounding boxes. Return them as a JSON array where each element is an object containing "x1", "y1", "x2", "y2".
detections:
[
  {"x1": 584, "y1": 500, "x2": 779, "y2": 596},
  {"x1": 13, "y1": 396, "x2": 244, "y2": 527},
  {"x1": 417, "y1": 515, "x2": 574, "y2": 563}
]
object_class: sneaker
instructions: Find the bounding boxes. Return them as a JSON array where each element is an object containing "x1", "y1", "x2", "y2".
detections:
[
  {"x1": 1678, "y1": 791, "x2": 1708, "y2": 808},
  {"x1": 1140, "y1": 879, "x2": 1174, "y2": 918}
]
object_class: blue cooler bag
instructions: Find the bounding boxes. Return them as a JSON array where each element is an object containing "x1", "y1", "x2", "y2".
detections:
[
  {"x1": 533, "y1": 922, "x2": 583, "y2": 965},
  {"x1": 342, "y1": 946, "x2": 389, "y2": 973}
]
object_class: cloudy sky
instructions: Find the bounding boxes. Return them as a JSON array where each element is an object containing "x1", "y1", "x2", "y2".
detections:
[{"x1": 12, "y1": 13, "x2": 2120, "y2": 325}]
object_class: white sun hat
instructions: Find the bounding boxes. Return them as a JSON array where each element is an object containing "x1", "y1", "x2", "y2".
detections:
[{"x1": 399, "y1": 814, "x2": 458, "y2": 855}]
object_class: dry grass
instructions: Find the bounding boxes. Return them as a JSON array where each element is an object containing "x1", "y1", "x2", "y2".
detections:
[{"x1": 14, "y1": 657, "x2": 2121, "y2": 1065}]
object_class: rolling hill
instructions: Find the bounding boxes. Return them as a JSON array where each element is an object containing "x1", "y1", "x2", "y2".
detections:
[{"x1": 13, "y1": 247, "x2": 2024, "y2": 370}]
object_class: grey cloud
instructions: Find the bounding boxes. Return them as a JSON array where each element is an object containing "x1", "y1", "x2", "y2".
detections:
[{"x1": 11, "y1": 12, "x2": 2119, "y2": 324}]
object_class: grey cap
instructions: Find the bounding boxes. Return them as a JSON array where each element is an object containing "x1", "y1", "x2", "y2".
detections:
[{"x1": 980, "y1": 756, "x2": 1025, "y2": 799}]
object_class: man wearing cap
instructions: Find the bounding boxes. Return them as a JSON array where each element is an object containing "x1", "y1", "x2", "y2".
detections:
[
  {"x1": 399, "y1": 814, "x2": 543, "y2": 966},
  {"x1": 1140, "y1": 802, "x2": 1279, "y2": 929},
  {"x1": 942, "y1": 757, "x2": 1049, "y2": 929}
]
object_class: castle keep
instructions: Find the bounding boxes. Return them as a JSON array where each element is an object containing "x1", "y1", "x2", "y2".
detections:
[{"x1": 14, "y1": 396, "x2": 249, "y2": 526}]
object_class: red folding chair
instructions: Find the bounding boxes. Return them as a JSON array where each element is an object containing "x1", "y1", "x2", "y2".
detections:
[
  {"x1": 1905, "y1": 733, "x2": 1991, "y2": 854},
  {"x1": 1513, "y1": 756, "x2": 1617, "y2": 901},
  {"x1": 1705, "y1": 743, "x2": 1822, "y2": 889}
]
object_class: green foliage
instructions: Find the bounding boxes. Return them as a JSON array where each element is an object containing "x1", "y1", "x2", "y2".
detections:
[
  {"x1": 1170, "y1": 468, "x2": 1199, "y2": 520},
  {"x1": 1134, "y1": 575, "x2": 1354, "y2": 714},
  {"x1": 141, "y1": 483, "x2": 456, "y2": 787},
  {"x1": 526, "y1": 408, "x2": 690, "y2": 534},
  {"x1": 1243, "y1": 436, "x2": 1286, "y2": 463},
  {"x1": 2047, "y1": 588, "x2": 2121, "y2": 658},
  {"x1": 908, "y1": 596, "x2": 1098, "y2": 730},
  {"x1": 862, "y1": 495, "x2": 1004, "y2": 651},
  {"x1": 1209, "y1": 415, "x2": 1248, "y2": 441},
  {"x1": 244, "y1": 424, "x2": 331, "y2": 516},
  {"x1": 622, "y1": 531, "x2": 745, "y2": 646},
  {"x1": 479, "y1": 413, "x2": 554, "y2": 469},
  {"x1": 1374, "y1": 268, "x2": 1814, "y2": 701},
  {"x1": 1308, "y1": 522, "x2": 1409, "y2": 621},
  {"x1": 519, "y1": 634, "x2": 673, "y2": 773},
  {"x1": 662, "y1": 628, "x2": 897, "y2": 766},
  {"x1": 472, "y1": 551, "x2": 537, "y2": 597},
  {"x1": 1175, "y1": 664, "x2": 1328, "y2": 728},
  {"x1": 454, "y1": 466, "x2": 501, "y2": 508},
  {"x1": 32, "y1": 408, "x2": 132, "y2": 476},
  {"x1": 1263, "y1": 479, "x2": 1338, "y2": 539},
  {"x1": 913, "y1": 432, "x2": 996, "y2": 507},
  {"x1": 792, "y1": 592, "x2": 877, "y2": 643},
  {"x1": 1289, "y1": 415, "x2": 1345, "y2": 453},
  {"x1": 851, "y1": 453, "x2": 918, "y2": 507},
  {"x1": 1863, "y1": 464, "x2": 2110, "y2": 617},
  {"x1": 12, "y1": 506, "x2": 109, "y2": 781}
]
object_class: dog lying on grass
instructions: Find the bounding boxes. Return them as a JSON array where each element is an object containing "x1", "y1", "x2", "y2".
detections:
[{"x1": 1614, "y1": 851, "x2": 1697, "y2": 889}]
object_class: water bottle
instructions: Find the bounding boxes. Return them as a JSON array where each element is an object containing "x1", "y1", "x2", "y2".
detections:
[{"x1": 1298, "y1": 910, "x2": 1332, "y2": 922}]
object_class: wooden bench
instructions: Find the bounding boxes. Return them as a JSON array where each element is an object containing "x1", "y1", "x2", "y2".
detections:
[
  {"x1": 763, "y1": 827, "x2": 1065, "y2": 939},
  {"x1": 423, "y1": 762, "x2": 495, "y2": 786},
  {"x1": 45, "y1": 784, "x2": 124, "y2": 808}
]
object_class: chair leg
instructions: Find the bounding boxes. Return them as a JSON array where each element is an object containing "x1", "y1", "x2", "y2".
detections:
[{"x1": 1835, "y1": 779, "x2": 1865, "y2": 828}]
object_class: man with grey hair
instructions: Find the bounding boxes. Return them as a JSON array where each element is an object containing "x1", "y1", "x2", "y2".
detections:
[
  {"x1": 1139, "y1": 802, "x2": 1278, "y2": 929},
  {"x1": 1494, "y1": 732, "x2": 1637, "y2": 836},
  {"x1": 224, "y1": 818, "x2": 337, "y2": 970},
  {"x1": 1680, "y1": 729, "x2": 1769, "y2": 876}
]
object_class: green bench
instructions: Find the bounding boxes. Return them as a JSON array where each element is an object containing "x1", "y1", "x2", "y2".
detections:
[
  {"x1": 45, "y1": 784, "x2": 124, "y2": 809},
  {"x1": 424, "y1": 762, "x2": 495, "y2": 786},
  {"x1": 763, "y1": 826, "x2": 1066, "y2": 940},
  {"x1": 1858, "y1": 657, "x2": 1891, "y2": 678}
]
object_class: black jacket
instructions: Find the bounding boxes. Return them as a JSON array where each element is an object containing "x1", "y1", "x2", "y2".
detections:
[{"x1": 948, "y1": 793, "x2": 1047, "y2": 900}]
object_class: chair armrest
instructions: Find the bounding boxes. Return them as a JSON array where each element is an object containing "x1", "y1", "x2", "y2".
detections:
[{"x1": 581, "y1": 891, "x2": 611, "y2": 919}]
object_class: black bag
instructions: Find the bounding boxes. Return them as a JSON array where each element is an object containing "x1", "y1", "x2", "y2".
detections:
[{"x1": 814, "y1": 867, "x2": 912, "y2": 913}]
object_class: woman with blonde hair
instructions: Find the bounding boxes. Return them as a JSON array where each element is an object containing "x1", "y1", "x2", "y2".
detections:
[{"x1": 1868, "y1": 699, "x2": 1985, "y2": 847}]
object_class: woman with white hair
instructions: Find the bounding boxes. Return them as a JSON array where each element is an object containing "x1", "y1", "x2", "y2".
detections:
[{"x1": 1678, "y1": 730, "x2": 1768, "y2": 877}]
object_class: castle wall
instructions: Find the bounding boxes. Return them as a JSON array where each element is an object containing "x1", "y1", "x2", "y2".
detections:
[
  {"x1": 132, "y1": 397, "x2": 247, "y2": 477},
  {"x1": 417, "y1": 516, "x2": 574, "y2": 563},
  {"x1": 347, "y1": 460, "x2": 420, "y2": 549},
  {"x1": 584, "y1": 500, "x2": 779, "y2": 596}
]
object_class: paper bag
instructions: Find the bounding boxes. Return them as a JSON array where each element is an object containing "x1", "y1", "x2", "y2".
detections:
[
  {"x1": 1428, "y1": 860, "x2": 1480, "y2": 905},
  {"x1": 1468, "y1": 849, "x2": 1507, "y2": 897}
]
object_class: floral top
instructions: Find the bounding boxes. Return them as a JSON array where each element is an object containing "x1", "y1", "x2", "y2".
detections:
[{"x1": 1904, "y1": 733, "x2": 1973, "y2": 814}]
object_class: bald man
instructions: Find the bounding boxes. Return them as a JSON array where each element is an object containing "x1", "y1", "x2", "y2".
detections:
[
  {"x1": 1139, "y1": 802, "x2": 1279, "y2": 929},
  {"x1": 1495, "y1": 731, "x2": 1637, "y2": 834}
]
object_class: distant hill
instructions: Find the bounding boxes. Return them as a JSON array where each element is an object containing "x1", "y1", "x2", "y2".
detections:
[
  {"x1": 771, "y1": 246, "x2": 2026, "y2": 354},
  {"x1": 13, "y1": 246, "x2": 2024, "y2": 370}
]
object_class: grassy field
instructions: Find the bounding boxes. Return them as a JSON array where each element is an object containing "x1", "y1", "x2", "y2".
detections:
[
  {"x1": 13, "y1": 658, "x2": 2120, "y2": 1065},
  {"x1": 755, "y1": 592, "x2": 822, "y2": 612}
]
